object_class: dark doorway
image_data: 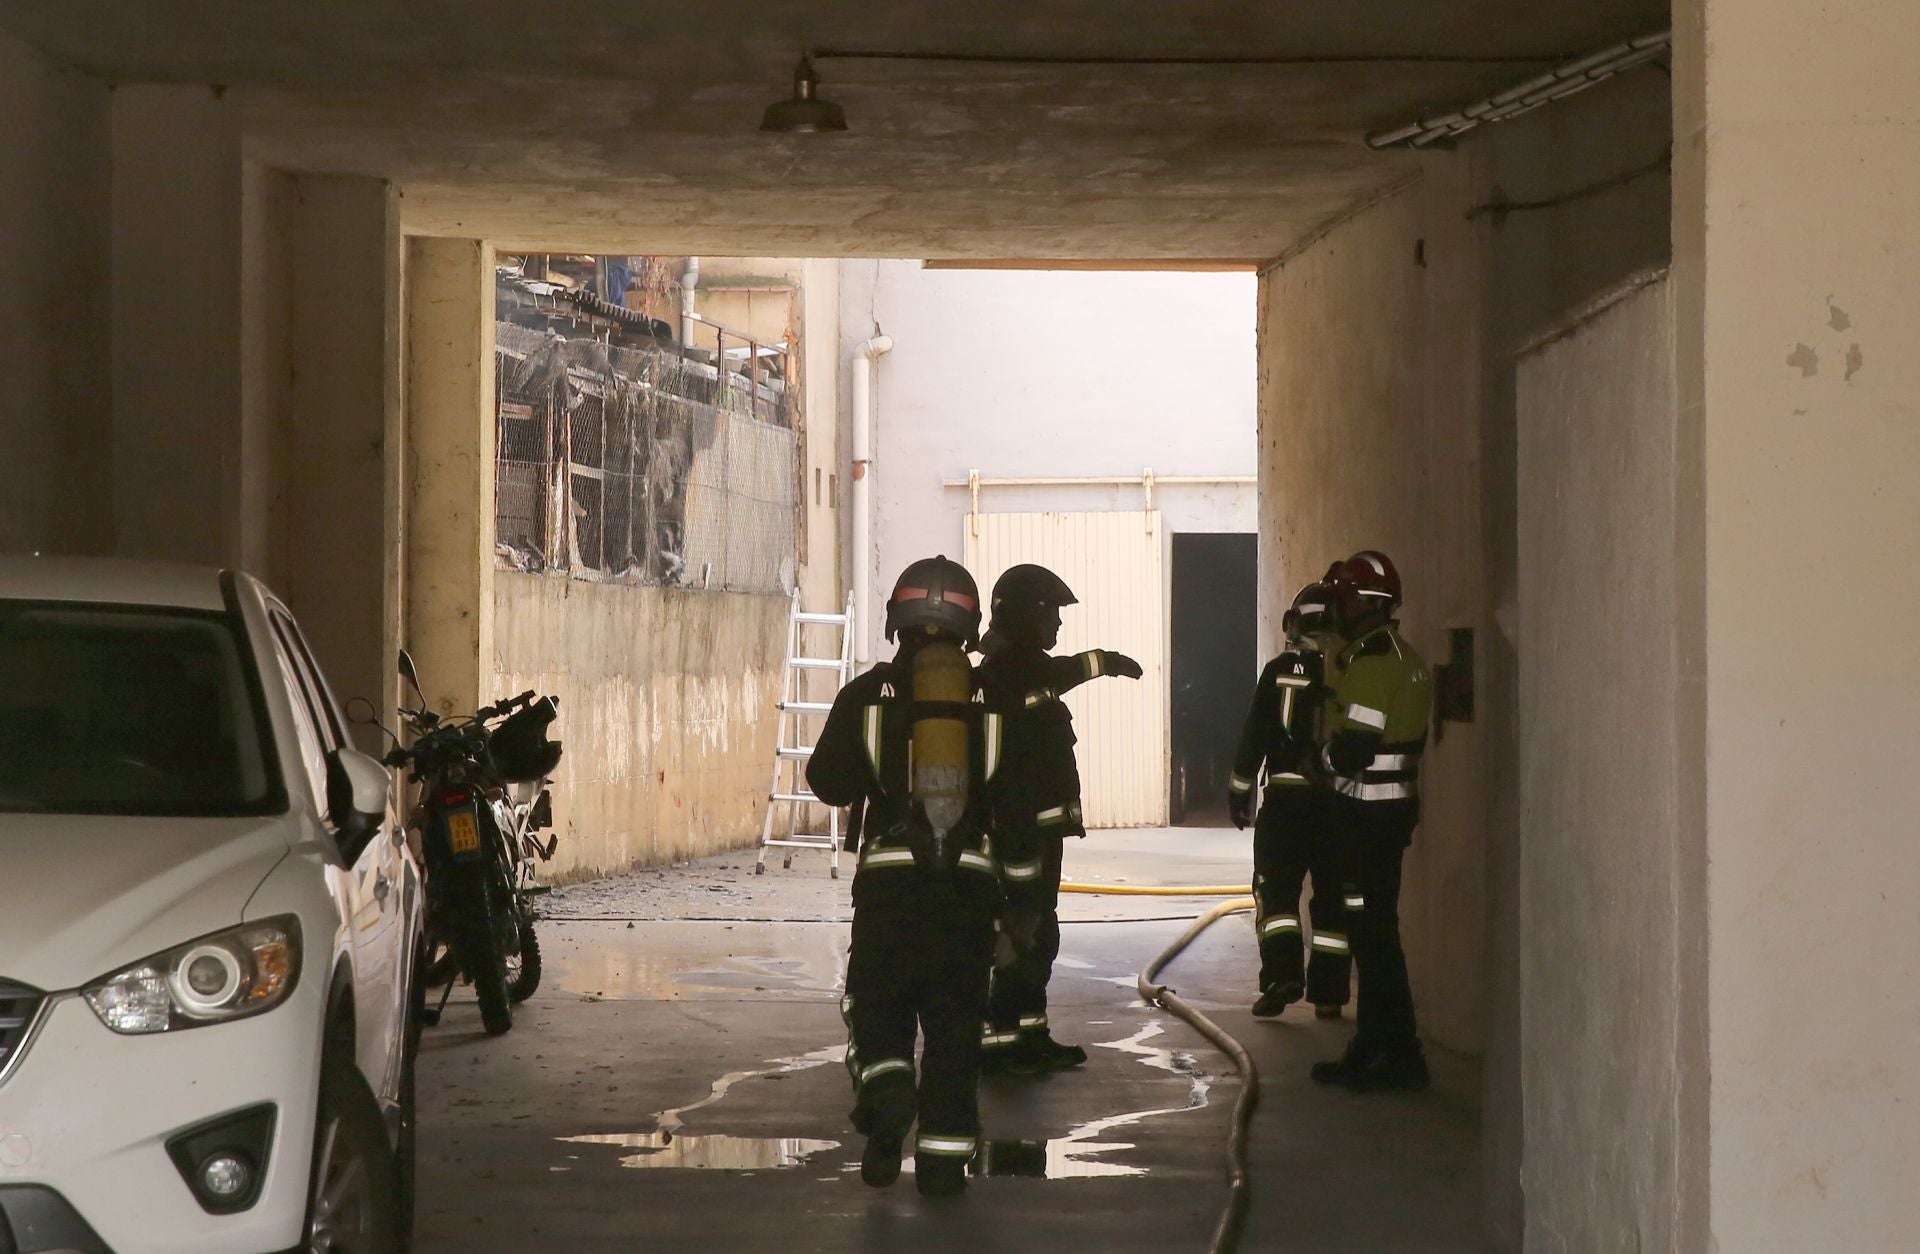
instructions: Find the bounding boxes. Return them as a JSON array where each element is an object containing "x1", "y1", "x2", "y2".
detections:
[{"x1": 1169, "y1": 532, "x2": 1258, "y2": 827}]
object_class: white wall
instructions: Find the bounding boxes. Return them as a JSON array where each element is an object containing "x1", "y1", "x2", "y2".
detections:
[
  {"x1": 839, "y1": 262, "x2": 1257, "y2": 645},
  {"x1": 1516, "y1": 275, "x2": 1682, "y2": 1254},
  {"x1": 1677, "y1": 0, "x2": 1920, "y2": 1246}
]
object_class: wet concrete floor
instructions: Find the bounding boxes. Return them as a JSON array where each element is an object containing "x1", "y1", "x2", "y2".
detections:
[{"x1": 415, "y1": 829, "x2": 1493, "y2": 1253}]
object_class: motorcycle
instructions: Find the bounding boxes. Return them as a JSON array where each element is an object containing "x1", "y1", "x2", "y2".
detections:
[{"x1": 384, "y1": 650, "x2": 562, "y2": 1036}]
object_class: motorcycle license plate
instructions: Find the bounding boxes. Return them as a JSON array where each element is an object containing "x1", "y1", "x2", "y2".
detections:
[{"x1": 446, "y1": 807, "x2": 481, "y2": 855}]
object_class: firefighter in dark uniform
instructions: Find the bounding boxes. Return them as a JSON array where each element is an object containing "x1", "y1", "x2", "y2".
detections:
[
  {"x1": 1310, "y1": 549, "x2": 1435, "y2": 1092},
  {"x1": 973, "y1": 564, "x2": 1142, "y2": 1074},
  {"x1": 1228, "y1": 579, "x2": 1356, "y2": 1018},
  {"x1": 806, "y1": 556, "x2": 1005, "y2": 1196}
]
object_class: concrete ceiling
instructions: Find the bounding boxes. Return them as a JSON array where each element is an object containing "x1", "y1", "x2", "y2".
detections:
[{"x1": 2, "y1": 2, "x2": 1668, "y2": 259}]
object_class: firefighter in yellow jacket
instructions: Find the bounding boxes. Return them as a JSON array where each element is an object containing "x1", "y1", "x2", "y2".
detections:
[{"x1": 1309, "y1": 550, "x2": 1435, "y2": 1092}]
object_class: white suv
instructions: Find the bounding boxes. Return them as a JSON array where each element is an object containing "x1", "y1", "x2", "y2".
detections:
[{"x1": 0, "y1": 558, "x2": 421, "y2": 1253}]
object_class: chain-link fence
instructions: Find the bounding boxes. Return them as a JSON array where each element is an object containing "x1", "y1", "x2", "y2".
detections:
[{"x1": 494, "y1": 322, "x2": 796, "y2": 593}]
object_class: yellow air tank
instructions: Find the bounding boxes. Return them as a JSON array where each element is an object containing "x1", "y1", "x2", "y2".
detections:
[{"x1": 910, "y1": 637, "x2": 972, "y2": 842}]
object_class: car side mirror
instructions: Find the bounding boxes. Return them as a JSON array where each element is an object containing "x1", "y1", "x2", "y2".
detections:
[{"x1": 326, "y1": 747, "x2": 392, "y2": 860}]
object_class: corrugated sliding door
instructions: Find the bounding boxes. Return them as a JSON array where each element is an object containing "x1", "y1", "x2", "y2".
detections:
[{"x1": 966, "y1": 511, "x2": 1167, "y2": 828}]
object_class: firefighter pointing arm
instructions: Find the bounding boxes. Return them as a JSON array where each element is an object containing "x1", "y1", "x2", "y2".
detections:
[
  {"x1": 975, "y1": 564, "x2": 1140, "y2": 1076},
  {"x1": 807, "y1": 556, "x2": 1005, "y2": 1197}
]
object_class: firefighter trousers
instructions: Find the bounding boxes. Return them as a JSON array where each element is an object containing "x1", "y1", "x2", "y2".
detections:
[
  {"x1": 986, "y1": 833, "x2": 1064, "y2": 1049},
  {"x1": 1252, "y1": 785, "x2": 1353, "y2": 1004},
  {"x1": 843, "y1": 872, "x2": 997, "y2": 1164},
  {"x1": 1342, "y1": 797, "x2": 1421, "y2": 1058}
]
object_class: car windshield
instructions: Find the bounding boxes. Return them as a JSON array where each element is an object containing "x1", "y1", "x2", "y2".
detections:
[{"x1": 0, "y1": 601, "x2": 282, "y2": 816}]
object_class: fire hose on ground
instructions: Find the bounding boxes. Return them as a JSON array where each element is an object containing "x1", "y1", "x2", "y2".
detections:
[{"x1": 1061, "y1": 883, "x2": 1259, "y2": 1254}]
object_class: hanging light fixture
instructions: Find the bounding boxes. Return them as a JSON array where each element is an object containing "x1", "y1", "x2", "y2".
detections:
[{"x1": 760, "y1": 56, "x2": 847, "y2": 133}]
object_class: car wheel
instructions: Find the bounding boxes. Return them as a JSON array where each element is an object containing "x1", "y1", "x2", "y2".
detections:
[{"x1": 304, "y1": 1052, "x2": 402, "y2": 1253}]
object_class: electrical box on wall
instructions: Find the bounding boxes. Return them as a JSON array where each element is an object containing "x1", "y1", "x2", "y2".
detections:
[{"x1": 1434, "y1": 627, "x2": 1474, "y2": 740}]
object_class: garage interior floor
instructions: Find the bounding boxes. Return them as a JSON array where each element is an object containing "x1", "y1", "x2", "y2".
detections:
[{"x1": 414, "y1": 828, "x2": 1492, "y2": 1253}]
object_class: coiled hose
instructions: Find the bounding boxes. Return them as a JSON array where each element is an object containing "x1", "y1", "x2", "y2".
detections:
[{"x1": 1062, "y1": 883, "x2": 1259, "y2": 1254}]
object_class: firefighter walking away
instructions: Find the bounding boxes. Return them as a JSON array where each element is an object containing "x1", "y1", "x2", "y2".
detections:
[{"x1": 807, "y1": 556, "x2": 1006, "y2": 1196}]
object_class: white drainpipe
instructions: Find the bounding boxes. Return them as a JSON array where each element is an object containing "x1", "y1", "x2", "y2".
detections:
[
  {"x1": 851, "y1": 335, "x2": 893, "y2": 668},
  {"x1": 679, "y1": 256, "x2": 700, "y2": 345}
]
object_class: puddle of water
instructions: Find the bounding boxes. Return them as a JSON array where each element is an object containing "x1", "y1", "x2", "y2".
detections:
[
  {"x1": 558, "y1": 1041, "x2": 850, "y2": 1173},
  {"x1": 833, "y1": 1019, "x2": 1212, "y2": 1182},
  {"x1": 559, "y1": 1131, "x2": 841, "y2": 1170},
  {"x1": 970, "y1": 1139, "x2": 1145, "y2": 1179},
  {"x1": 654, "y1": 1043, "x2": 845, "y2": 1134},
  {"x1": 965, "y1": 1020, "x2": 1211, "y2": 1180}
]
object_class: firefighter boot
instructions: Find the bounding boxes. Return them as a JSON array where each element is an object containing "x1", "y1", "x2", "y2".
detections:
[
  {"x1": 916, "y1": 1155, "x2": 970, "y2": 1198},
  {"x1": 858, "y1": 1082, "x2": 918, "y2": 1188},
  {"x1": 1342, "y1": 1043, "x2": 1431, "y2": 1093},
  {"x1": 1310, "y1": 1039, "x2": 1378, "y2": 1087},
  {"x1": 1030, "y1": 1032, "x2": 1088, "y2": 1071},
  {"x1": 1252, "y1": 980, "x2": 1305, "y2": 1018}
]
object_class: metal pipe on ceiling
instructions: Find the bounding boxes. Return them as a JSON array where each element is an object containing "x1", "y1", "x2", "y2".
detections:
[{"x1": 1365, "y1": 29, "x2": 1671, "y2": 150}]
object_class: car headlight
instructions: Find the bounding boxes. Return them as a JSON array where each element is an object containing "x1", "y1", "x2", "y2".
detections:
[{"x1": 83, "y1": 917, "x2": 301, "y2": 1034}]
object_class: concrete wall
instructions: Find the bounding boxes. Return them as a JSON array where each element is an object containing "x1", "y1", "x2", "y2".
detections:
[
  {"x1": 0, "y1": 30, "x2": 112, "y2": 557},
  {"x1": 839, "y1": 261, "x2": 1257, "y2": 651},
  {"x1": 491, "y1": 575, "x2": 788, "y2": 880},
  {"x1": 240, "y1": 165, "x2": 296, "y2": 582},
  {"x1": 1258, "y1": 162, "x2": 1492, "y2": 1060},
  {"x1": 110, "y1": 86, "x2": 246, "y2": 566},
  {"x1": 1256, "y1": 70, "x2": 1673, "y2": 1247},
  {"x1": 1677, "y1": 0, "x2": 1920, "y2": 1246},
  {"x1": 1515, "y1": 275, "x2": 1681, "y2": 1253}
]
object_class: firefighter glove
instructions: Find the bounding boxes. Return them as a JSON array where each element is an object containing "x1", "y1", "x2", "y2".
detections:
[
  {"x1": 1228, "y1": 790, "x2": 1253, "y2": 830},
  {"x1": 1100, "y1": 650, "x2": 1144, "y2": 680}
]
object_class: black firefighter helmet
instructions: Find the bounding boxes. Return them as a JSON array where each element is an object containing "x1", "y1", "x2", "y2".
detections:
[
  {"x1": 989, "y1": 563, "x2": 1078, "y2": 616},
  {"x1": 1282, "y1": 580, "x2": 1338, "y2": 642},
  {"x1": 884, "y1": 555, "x2": 982, "y2": 648}
]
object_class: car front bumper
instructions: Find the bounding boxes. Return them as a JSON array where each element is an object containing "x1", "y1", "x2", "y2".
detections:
[{"x1": 0, "y1": 980, "x2": 325, "y2": 1254}]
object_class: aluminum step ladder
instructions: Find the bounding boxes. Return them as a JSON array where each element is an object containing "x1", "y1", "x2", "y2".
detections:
[{"x1": 756, "y1": 590, "x2": 856, "y2": 876}]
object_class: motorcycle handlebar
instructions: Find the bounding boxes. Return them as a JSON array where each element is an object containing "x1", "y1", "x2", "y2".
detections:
[{"x1": 477, "y1": 689, "x2": 543, "y2": 721}]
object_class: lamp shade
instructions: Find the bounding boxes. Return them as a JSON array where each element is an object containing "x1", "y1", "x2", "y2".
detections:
[{"x1": 761, "y1": 57, "x2": 847, "y2": 133}]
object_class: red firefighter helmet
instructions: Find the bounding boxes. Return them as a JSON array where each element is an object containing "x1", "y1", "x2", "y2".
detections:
[{"x1": 1331, "y1": 549, "x2": 1403, "y2": 612}]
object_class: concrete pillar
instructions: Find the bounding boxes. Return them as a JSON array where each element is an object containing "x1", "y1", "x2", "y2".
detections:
[
  {"x1": 284, "y1": 176, "x2": 404, "y2": 743},
  {"x1": 404, "y1": 237, "x2": 495, "y2": 718},
  {"x1": 1676, "y1": 0, "x2": 1920, "y2": 1246},
  {"x1": 110, "y1": 85, "x2": 245, "y2": 565}
]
